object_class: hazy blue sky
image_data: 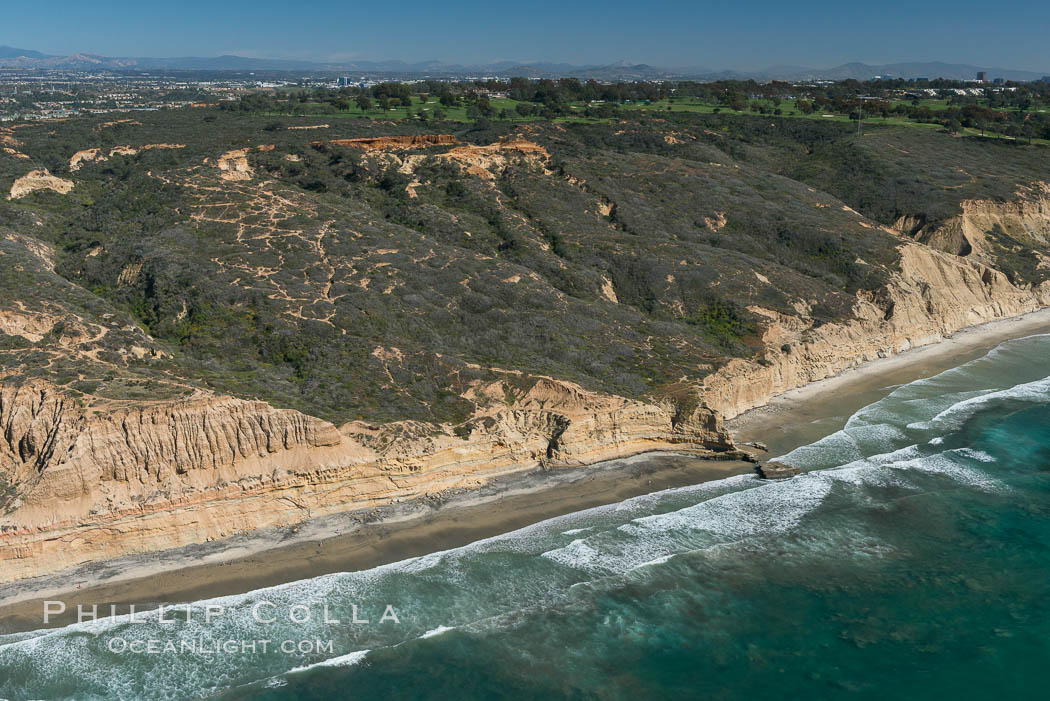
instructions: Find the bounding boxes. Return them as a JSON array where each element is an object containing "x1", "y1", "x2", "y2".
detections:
[{"x1": 4, "y1": 0, "x2": 1049, "y2": 70}]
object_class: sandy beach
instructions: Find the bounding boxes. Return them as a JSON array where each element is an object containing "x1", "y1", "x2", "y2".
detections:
[
  {"x1": 3, "y1": 306, "x2": 1050, "y2": 633},
  {"x1": 0, "y1": 453, "x2": 753, "y2": 632},
  {"x1": 731, "y1": 307, "x2": 1050, "y2": 456}
]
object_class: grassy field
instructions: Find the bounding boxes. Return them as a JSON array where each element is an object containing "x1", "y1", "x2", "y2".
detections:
[
  {"x1": 249, "y1": 86, "x2": 1050, "y2": 148},
  {"x1": 264, "y1": 94, "x2": 979, "y2": 132}
]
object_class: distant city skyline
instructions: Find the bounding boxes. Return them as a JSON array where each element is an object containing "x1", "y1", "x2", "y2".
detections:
[{"x1": 4, "y1": 0, "x2": 1050, "y2": 73}]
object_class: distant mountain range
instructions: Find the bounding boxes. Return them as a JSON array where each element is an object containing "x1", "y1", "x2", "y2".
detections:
[
  {"x1": 0, "y1": 46, "x2": 1045, "y2": 81},
  {"x1": 752, "y1": 61, "x2": 1048, "y2": 82},
  {"x1": 0, "y1": 47, "x2": 682, "y2": 79}
]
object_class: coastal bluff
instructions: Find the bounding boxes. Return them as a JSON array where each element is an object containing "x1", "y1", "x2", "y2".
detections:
[
  {"x1": 4, "y1": 110, "x2": 1050, "y2": 585},
  {"x1": 703, "y1": 243, "x2": 1050, "y2": 419},
  {"x1": 0, "y1": 377, "x2": 737, "y2": 582},
  {"x1": 2, "y1": 239, "x2": 1047, "y2": 582}
]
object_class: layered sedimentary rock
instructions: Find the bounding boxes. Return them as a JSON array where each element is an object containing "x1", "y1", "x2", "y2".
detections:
[
  {"x1": 5, "y1": 171, "x2": 1050, "y2": 583},
  {"x1": 317, "y1": 134, "x2": 549, "y2": 179},
  {"x1": 3, "y1": 239, "x2": 1048, "y2": 582},
  {"x1": 435, "y1": 138, "x2": 550, "y2": 179},
  {"x1": 339, "y1": 134, "x2": 550, "y2": 195},
  {"x1": 0, "y1": 377, "x2": 734, "y2": 582},
  {"x1": 899, "y1": 182, "x2": 1050, "y2": 264},
  {"x1": 701, "y1": 243, "x2": 1050, "y2": 419}
]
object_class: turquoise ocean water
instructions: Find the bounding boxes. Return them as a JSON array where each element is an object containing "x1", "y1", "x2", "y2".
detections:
[{"x1": 3, "y1": 334, "x2": 1050, "y2": 700}]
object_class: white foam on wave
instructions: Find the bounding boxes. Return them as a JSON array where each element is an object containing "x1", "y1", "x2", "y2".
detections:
[
  {"x1": 0, "y1": 629, "x2": 47, "y2": 649},
  {"x1": 910, "y1": 375, "x2": 1050, "y2": 432},
  {"x1": 816, "y1": 459, "x2": 910, "y2": 489},
  {"x1": 810, "y1": 442, "x2": 1002, "y2": 492},
  {"x1": 627, "y1": 553, "x2": 675, "y2": 572},
  {"x1": 13, "y1": 337, "x2": 1050, "y2": 699},
  {"x1": 777, "y1": 429, "x2": 864, "y2": 471},
  {"x1": 2, "y1": 464, "x2": 761, "y2": 697},
  {"x1": 0, "y1": 471, "x2": 759, "y2": 660},
  {"x1": 955, "y1": 448, "x2": 997, "y2": 463},
  {"x1": 541, "y1": 474, "x2": 832, "y2": 576},
  {"x1": 541, "y1": 538, "x2": 612, "y2": 572},
  {"x1": 773, "y1": 422, "x2": 911, "y2": 474},
  {"x1": 891, "y1": 452, "x2": 1003, "y2": 491},
  {"x1": 421, "y1": 625, "x2": 456, "y2": 639},
  {"x1": 776, "y1": 335, "x2": 1050, "y2": 477},
  {"x1": 629, "y1": 475, "x2": 832, "y2": 539},
  {"x1": 286, "y1": 649, "x2": 370, "y2": 675}
]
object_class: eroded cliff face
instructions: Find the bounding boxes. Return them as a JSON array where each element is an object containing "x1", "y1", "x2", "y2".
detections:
[
  {"x1": 701, "y1": 243, "x2": 1050, "y2": 419},
  {"x1": 213, "y1": 145, "x2": 275, "y2": 181},
  {"x1": 4, "y1": 239, "x2": 1048, "y2": 582},
  {"x1": 0, "y1": 377, "x2": 733, "y2": 582},
  {"x1": 69, "y1": 144, "x2": 187, "y2": 171},
  {"x1": 7, "y1": 169, "x2": 74, "y2": 200},
  {"x1": 5, "y1": 169, "x2": 1050, "y2": 584},
  {"x1": 899, "y1": 182, "x2": 1050, "y2": 266}
]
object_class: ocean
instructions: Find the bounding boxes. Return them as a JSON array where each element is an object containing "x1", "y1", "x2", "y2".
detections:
[{"x1": 3, "y1": 333, "x2": 1050, "y2": 700}]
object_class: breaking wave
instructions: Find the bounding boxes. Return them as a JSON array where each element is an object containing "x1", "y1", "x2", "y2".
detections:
[{"x1": 3, "y1": 334, "x2": 1049, "y2": 699}]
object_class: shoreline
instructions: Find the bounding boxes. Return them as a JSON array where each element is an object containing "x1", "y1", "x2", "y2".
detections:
[
  {"x1": 0, "y1": 453, "x2": 754, "y2": 631},
  {"x1": 3, "y1": 306, "x2": 1050, "y2": 631},
  {"x1": 729, "y1": 307, "x2": 1050, "y2": 456}
]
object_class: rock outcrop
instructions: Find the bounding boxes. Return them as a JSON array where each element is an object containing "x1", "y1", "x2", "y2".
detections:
[
  {"x1": 214, "y1": 145, "x2": 274, "y2": 181},
  {"x1": 899, "y1": 182, "x2": 1050, "y2": 265},
  {"x1": 97, "y1": 119, "x2": 142, "y2": 130},
  {"x1": 755, "y1": 461, "x2": 802, "y2": 479},
  {"x1": 70, "y1": 143, "x2": 186, "y2": 171},
  {"x1": 7, "y1": 169, "x2": 74, "y2": 200},
  {"x1": 0, "y1": 377, "x2": 735, "y2": 582},
  {"x1": 316, "y1": 134, "x2": 460, "y2": 150},
  {"x1": 215, "y1": 149, "x2": 254, "y2": 181},
  {"x1": 69, "y1": 148, "x2": 107, "y2": 171},
  {"x1": 315, "y1": 134, "x2": 549, "y2": 179},
  {"x1": 0, "y1": 308, "x2": 58, "y2": 343},
  {"x1": 436, "y1": 138, "x2": 549, "y2": 179},
  {"x1": 110, "y1": 143, "x2": 185, "y2": 156},
  {"x1": 701, "y1": 243, "x2": 1050, "y2": 419}
]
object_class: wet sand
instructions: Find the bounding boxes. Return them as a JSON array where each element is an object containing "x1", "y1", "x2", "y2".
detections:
[
  {"x1": 0, "y1": 454, "x2": 753, "y2": 633},
  {"x1": 4, "y1": 307, "x2": 1050, "y2": 633},
  {"x1": 730, "y1": 307, "x2": 1050, "y2": 456}
]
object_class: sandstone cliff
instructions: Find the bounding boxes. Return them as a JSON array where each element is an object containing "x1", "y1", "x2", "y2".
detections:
[
  {"x1": 0, "y1": 377, "x2": 733, "y2": 582},
  {"x1": 898, "y1": 182, "x2": 1050, "y2": 266},
  {"x1": 4, "y1": 165, "x2": 1050, "y2": 585},
  {"x1": 701, "y1": 243, "x2": 1050, "y2": 419},
  {"x1": 4, "y1": 238, "x2": 1048, "y2": 582}
]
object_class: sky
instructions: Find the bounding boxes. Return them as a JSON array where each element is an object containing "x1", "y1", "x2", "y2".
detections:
[{"x1": 4, "y1": 0, "x2": 1049, "y2": 71}]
